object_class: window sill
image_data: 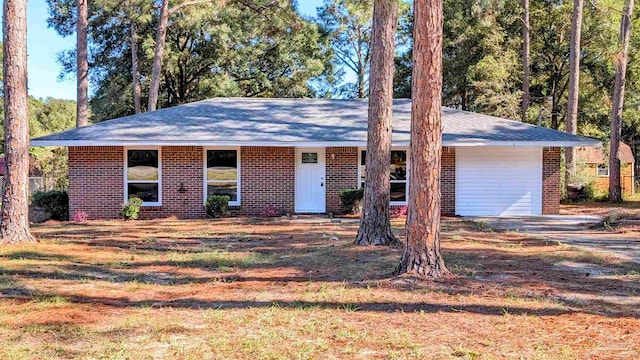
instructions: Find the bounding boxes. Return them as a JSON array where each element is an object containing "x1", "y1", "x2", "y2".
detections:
[
  {"x1": 141, "y1": 204, "x2": 162, "y2": 209},
  {"x1": 390, "y1": 202, "x2": 407, "y2": 207},
  {"x1": 202, "y1": 203, "x2": 241, "y2": 207}
]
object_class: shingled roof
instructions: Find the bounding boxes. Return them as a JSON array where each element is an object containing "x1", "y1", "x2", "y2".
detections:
[
  {"x1": 577, "y1": 142, "x2": 635, "y2": 164},
  {"x1": 31, "y1": 98, "x2": 600, "y2": 147}
]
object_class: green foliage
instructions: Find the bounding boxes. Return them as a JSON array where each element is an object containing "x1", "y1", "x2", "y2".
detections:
[
  {"x1": 28, "y1": 98, "x2": 75, "y2": 190},
  {"x1": 315, "y1": 0, "x2": 372, "y2": 98},
  {"x1": 46, "y1": 0, "x2": 334, "y2": 122},
  {"x1": 121, "y1": 197, "x2": 144, "y2": 220},
  {"x1": 38, "y1": 0, "x2": 640, "y2": 150},
  {"x1": 32, "y1": 190, "x2": 69, "y2": 221},
  {"x1": 205, "y1": 195, "x2": 231, "y2": 218},
  {"x1": 339, "y1": 188, "x2": 364, "y2": 214},
  {"x1": 395, "y1": 0, "x2": 522, "y2": 118},
  {"x1": 0, "y1": 97, "x2": 75, "y2": 190},
  {"x1": 571, "y1": 165, "x2": 599, "y2": 201},
  {"x1": 316, "y1": 0, "x2": 411, "y2": 98},
  {"x1": 566, "y1": 163, "x2": 610, "y2": 202},
  {"x1": 393, "y1": 0, "x2": 640, "y2": 144}
]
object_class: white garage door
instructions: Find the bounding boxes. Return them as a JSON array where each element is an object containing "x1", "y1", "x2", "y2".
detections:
[{"x1": 456, "y1": 147, "x2": 543, "y2": 216}]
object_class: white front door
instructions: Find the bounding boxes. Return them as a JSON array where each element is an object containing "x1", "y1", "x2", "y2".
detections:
[{"x1": 295, "y1": 148, "x2": 326, "y2": 213}]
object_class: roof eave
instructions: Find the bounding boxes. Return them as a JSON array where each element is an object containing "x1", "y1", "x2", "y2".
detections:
[{"x1": 30, "y1": 139, "x2": 603, "y2": 148}]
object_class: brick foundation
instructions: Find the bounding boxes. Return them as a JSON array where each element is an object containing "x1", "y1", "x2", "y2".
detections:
[{"x1": 542, "y1": 147, "x2": 561, "y2": 215}]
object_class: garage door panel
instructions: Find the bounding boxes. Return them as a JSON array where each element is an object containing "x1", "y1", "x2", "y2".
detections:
[{"x1": 456, "y1": 147, "x2": 542, "y2": 216}]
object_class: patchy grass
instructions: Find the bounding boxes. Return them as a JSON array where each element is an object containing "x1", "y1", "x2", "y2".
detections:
[
  {"x1": 562, "y1": 201, "x2": 640, "y2": 217},
  {"x1": 0, "y1": 217, "x2": 639, "y2": 359},
  {"x1": 563, "y1": 202, "x2": 640, "y2": 233}
]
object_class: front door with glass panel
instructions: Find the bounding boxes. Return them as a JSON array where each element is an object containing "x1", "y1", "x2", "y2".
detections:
[{"x1": 295, "y1": 148, "x2": 326, "y2": 213}]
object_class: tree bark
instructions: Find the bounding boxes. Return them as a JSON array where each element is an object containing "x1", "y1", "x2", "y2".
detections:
[
  {"x1": 131, "y1": 20, "x2": 141, "y2": 114},
  {"x1": 354, "y1": 0, "x2": 398, "y2": 246},
  {"x1": 1, "y1": 0, "x2": 36, "y2": 244},
  {"x1": 147, "y1": 0, "x2": 170, "y2": 112},
  {"x1": 396, "y1": 0, "x2": 446, "y2": 277},
  {"x1": 565, "y1": 0, "x2": 583, "y2": 182},
  {"x1": 521, "y1": 0, "x2": 530, "y2": 122},
  {"x1": 609, "y1": 0, "x2": 635, "y2": 203},
  {"x1": 76, "y1": 0, "x2": 89, "y2": 127},
  {"x1": 357, "y1": 66, "x2": 365, "y2": 99}
]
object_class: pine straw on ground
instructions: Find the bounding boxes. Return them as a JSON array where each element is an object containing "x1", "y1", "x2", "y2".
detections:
[
  {"x1": 0, "y1": 217, "x2": 638, "y2": 359},
  {"x1": 562, "y1": 202, "x2": 640, "y2": 232}
]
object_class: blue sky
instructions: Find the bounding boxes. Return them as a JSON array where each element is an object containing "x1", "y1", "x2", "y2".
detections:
[{"x1": 12, "y1": 0, "x2": 322, "y2": 101}]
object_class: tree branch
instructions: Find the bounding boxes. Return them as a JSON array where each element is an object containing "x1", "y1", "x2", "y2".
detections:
[{"x1": 169, "y1": 0, "x2": 219, "y2": 15}]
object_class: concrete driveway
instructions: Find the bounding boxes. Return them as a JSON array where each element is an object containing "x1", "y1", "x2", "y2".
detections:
[{"x1": 469, "y1": 215, "x2": 640, "y2": 264}]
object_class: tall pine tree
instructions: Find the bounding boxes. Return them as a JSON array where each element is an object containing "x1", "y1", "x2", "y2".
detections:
[{"x1": 1, "y1": 0, "x2": 36, "y2": 244}]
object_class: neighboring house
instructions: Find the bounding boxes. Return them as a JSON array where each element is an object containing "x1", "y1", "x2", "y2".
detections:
[
  {"x1": 576, "y1": 142, "x2": 635, "y2": 196},
  {"x1": 31, "y1": 98, "x2": 599, "y2": 219},
  {"x1": 0, "y1": 157, "x2": 44, "y2": 195}
]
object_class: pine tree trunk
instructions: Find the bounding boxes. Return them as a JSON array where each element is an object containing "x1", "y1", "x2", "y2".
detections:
[
  {"x1": 147, "y1": 0, "x2": 170, "y2": 112},
  {"x1": 396, "y1": 0, "x2": 446, "y2": 277},
  {"x1": 357, "y1": 68, "x2": 365, "y2": 99},
  {"x1": 131, "y1": 20, "x2": 141, "y2": 114},
  {"x1": 76, "y1": 0, "x2": 89, "y2": 127},
  {"x1": 551, "y1": 102, "x2": 559, "y2": 130},
  {"x1": 521, "y1": 0, "x2": 530, "y2": 122},
  {"x1": 354, "y1": 0, "x2": 398, "y2": 246},
  {"x1": 1, "y1": 0, "x2": 36, "y2": 244},
  {"x1": 610, "y1": 0, "x2": 635, "y2": 203},
  {"x1": 565, "y1": 0, "x2": 583, "y2": 182}
]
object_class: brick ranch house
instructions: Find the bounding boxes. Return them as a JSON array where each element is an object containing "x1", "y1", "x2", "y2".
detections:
[{"x1": 31, "y1": 98, "x2": 599, "y2": 219}]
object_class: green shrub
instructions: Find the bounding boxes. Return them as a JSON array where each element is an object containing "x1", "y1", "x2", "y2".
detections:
[
  {"x1": 32, "y1": 190, "x2": 69, "y2": 221},
  {"x1": 121, "y1": 197, "x2": 143, "y2": 220},
  {"x1": 565, "y1": 164, "x2": 604, "y2": 202},
  {"x1": 339, "y1": 188, "x2": 364, "y2": 214},
  {"x1": 205, "y1": 195, "x2": 231, "y2": 218}
]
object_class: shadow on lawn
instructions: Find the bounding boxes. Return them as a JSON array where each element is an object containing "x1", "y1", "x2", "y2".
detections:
[
  {"x1": 0, "y1": 289, "x2": 583, "y2": 318},
  {"x1": 4, "y1": 220, "x2": 639, "y2": 319}
]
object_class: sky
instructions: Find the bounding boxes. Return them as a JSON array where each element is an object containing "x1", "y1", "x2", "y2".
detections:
[{"x1": 7, "y1": 0, "x2": 322, "y2": 101}]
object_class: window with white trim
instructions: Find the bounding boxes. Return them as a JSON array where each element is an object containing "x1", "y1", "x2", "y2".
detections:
[
  {"x1": 205, "y1": 148, "x2": 240, "y2": 205},
  {"x1": 597, "y1": 164, "x2": 609, "y2": 177},
  {"x1": 125, "y1": 148, "x2": 161, "y2": 206},
  {"x1": 359, "y1": 149, "x2": 408, "y2": 203}
]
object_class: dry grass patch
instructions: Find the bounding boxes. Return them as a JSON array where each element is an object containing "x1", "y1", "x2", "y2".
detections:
[{"x1": 0, "y1": 217, "x2": 638, "y2": 359}]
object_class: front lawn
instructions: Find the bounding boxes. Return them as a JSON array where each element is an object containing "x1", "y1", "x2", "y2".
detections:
[{"x1": 1, "y1": 218, "x2": 638, "y2": 359}]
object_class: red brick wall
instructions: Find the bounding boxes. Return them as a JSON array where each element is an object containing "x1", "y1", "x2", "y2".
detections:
[
  {"x1": 68, "y1": 146, "x2": 124, "y2": 219},
  {"x1": 68, "y1": 145, "x2": 561, "y2": 219},
  {"x1": 326, "y1": 147, "x2": 359, "y2": 214},
  {"x1": 238, "y1": 146, "x2": 295, "y2": 216},
  {"x1": 441, "y1": 146, "x2": 456, "y2": 216},
  {"x1": 69, "y1": 146, "x2": 207, "y2": 220},
  {"x1": 139, "y1": 146, "x2": 205, "y2": 219},
  {"x1": 542, "y1": 147, "x2": 561, "y2": 215}
]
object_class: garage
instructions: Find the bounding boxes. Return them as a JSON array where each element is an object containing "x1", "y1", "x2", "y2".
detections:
[{"x1": 455, "y1": 147, "x2": 543, "y2": 216}]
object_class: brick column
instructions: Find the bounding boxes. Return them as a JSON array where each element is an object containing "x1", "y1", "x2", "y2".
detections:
[
  {"x1": 326, "y1": 147, "x2": 359, "y2": 214},
  {"x1": 441, "y1": 146, "x2": 456, "y2": 216},
  {"x1": 542, "y1": 147, "x2": 561, "y2": 215}
]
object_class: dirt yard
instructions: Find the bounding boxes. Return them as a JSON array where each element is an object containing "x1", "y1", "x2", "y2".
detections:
[{"x1": 1, "y1": 217, "x2": 639, "y2": 359}]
